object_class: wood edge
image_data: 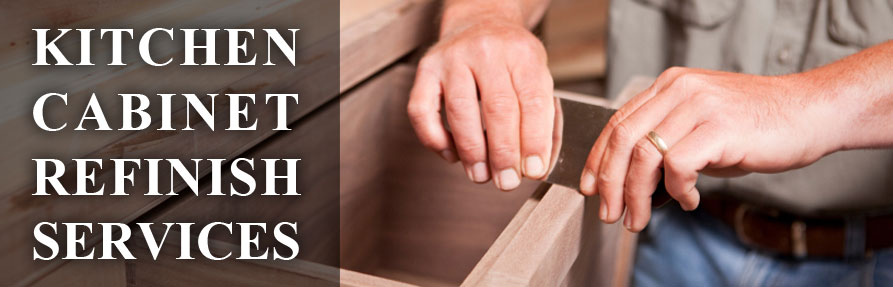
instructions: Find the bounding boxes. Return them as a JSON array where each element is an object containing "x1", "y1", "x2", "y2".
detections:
[
  {"x1": 341, "y1": 269, "x2": 419, "y2": 287},
  {"x1": 460, "y1": 184, "x2": 549, "y2": 286},
  {"x1": 465, "y1": 80, "x2": 653, "y2": 286},
  {"x1": 610, "y1": 230, "x2": 637, "y2": 287},
  {"x1": 474, "y1": 184, "x2": 585, "y2": 286},
  {"x1": 554, "y1": 89, "x2": 611, "y2": 107},
  {"x1": 125, "y1": 227, "x2": 361, "y2": 286},
  {"x1": 338, "y1": 0, "x2": 438, "y2": 93}
]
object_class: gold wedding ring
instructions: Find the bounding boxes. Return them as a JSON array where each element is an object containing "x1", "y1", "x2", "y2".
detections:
[{"x1": 646, "y1": 131, "x2": 669, "y2": 156}]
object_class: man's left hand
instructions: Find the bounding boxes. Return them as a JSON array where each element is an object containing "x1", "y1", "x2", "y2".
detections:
[{"x1": 579, "y1": 67, "x2": 841, "y2": 232}]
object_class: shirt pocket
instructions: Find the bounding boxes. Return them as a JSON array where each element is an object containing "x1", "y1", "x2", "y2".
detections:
[
  {"x1": 633, "y1": 0, "x2": 738, "y2": 28},
  {"x1": 828, "y1": 0, "x2": 893, "y2": 48}
]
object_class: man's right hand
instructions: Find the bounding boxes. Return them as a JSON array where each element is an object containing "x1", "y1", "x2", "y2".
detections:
[{"x1": 407, "y1": 5, "x2": 554, "y2": 191}]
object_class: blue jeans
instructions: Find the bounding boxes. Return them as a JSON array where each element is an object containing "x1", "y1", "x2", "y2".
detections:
[{"x1": 632, "y1": 206, "x2": 893, "y2": 286}]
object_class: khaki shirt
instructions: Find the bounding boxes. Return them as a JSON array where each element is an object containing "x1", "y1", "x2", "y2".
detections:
[{"x1": 606, "y1": 0, "x2": 893, "y2": 216}]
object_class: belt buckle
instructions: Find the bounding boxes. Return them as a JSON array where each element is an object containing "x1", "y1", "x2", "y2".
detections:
[
  {"x1": 733, "y1": 204, "x2": 808, "y2": 258},
  {"x1": 791, "y1": 220, "x2": 808, "y2": 258}
]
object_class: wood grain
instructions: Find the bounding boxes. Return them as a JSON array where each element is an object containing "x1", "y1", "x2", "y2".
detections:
[
  {"x1": 128, "y1": 72, "x2": 652, "y2": 286},
  {"x1": 30, "y1": 260, "x2": 125, "y2": 287},
  {"x1": 4, "y1": 1, "x2": 342, "y2": 284},
  {"x1": 474, "y1": 185, "x2": 585, "y2": 286},
  {"x1": 339, "y1": 0, "x2": 439, "y2": 93},
  {"x1": 340, "y1": 64, "x2": 539, "y2": 285},
  {"x1": 341, "y1": 0, "x2": 400, "y2": 29},
  {"x1": 0, "y1": 0, "x2": 337, "y2": 195},
  {"x1": 127, "y1": 64, "x2": 539, "y2": 286},
  {"x1": 0, "y1": 0, "x2": 177, "y2": 68},
  {"x1": 145, "y1": 95, "x2": 341, "y2": 266},
  {"x1": 126, "y1": 228, "x2": 414, "y2": 287},
  {"x1": 460, "y1": 184, "x2": 549, "y2": 286}
]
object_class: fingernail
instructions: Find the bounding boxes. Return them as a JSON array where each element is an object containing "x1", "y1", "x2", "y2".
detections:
[
  {"x1": 599, "y1": 199, "x2": 608, "y2": 221},
  {"x1": 496, "y1": 169, "x2": 521, "y2": 190},
  {"x1": 623, "y1": 214, "x2": 632, "y2": 230},
  {"x1": 467, "y1": 162, "x2": 489, "y2": 183},
  {"x1": 439, "y1": 150, "x2": 457, "y2": 162},
  {"x1": 524, "y1": 156, "x2": 545, "y2": 178},
  {"x1": 580, "y1": 170, "x2": 596, "y2": 194}
]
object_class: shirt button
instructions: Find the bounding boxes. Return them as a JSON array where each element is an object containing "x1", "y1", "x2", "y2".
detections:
[{"x1": 777, "y1": 45, "x2": 793, "y2": 64}]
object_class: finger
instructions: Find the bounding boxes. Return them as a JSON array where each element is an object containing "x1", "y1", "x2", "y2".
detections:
[
  {"x1": 512, "y1": 65, "x2": 554, "y2": 179},
  {"x1": 580, "y1": 69, "x2": 686, "y2": 196},
  {"x1": 580, "y1": 83, "x2": 662, "y2": 195},
  {"x1": 594, "y1": 86, "x2": 688, "y2": 223},
  {"x1": 663, "y1": 124, "x2": 723, "y2": 211},
  {"x1": 623, "y1": 139, "x2": 662, "y2": 232},
  {"x1": 623, "y1": 102, "x2": 702, "y2": 232},
  {"x1": 443, "y1": 64, "x2": 490, "y2": 183},
  {"x1": 582, "y1": 85, "x2": 660, "y2": 223},
  {"x1": 408, "y1": 61, "x2": 457, "y2": 162},
  {"x1": 475, "y1": 65, "x2": 522, "y2": 191}
]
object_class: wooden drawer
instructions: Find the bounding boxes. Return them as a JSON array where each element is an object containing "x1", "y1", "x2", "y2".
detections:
[
  {"x1": 339, "y1": 66, "x2": 540, "y2": 285},
  {"x1": 120, "y1": 64, "x2": 647, "y2": 286},
  {"x1": 338, "y1": 66, "x2": 644, "y2": 286},
  {"x1": 338, "y1": 67, "x2": 646, "y2": 286}
]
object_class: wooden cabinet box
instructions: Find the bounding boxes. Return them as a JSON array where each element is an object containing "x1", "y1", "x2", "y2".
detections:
[
  {"x1": 120, "y1": 64, "x2": 644, "y2": 287},
  {"x1": 337, "y1": 66, "x2": 644, "y2": 286},
  {"x1": 16, "y1": 0, "x2": 648, "y2": 285},
  {"x1": 339, "y1": 66, "x2": 542, "y2": 286}
]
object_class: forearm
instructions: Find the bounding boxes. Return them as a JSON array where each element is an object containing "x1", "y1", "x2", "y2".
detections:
[
  {"x1": 440, "y1": 0, "x2": 550, "y2": 36},
  {"x1": 801, "y1": 41, "x2": 893, "y2": 151}
]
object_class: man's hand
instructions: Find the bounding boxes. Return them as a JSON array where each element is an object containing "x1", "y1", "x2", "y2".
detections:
[
  {"x1": 407, "y1": 1, "x2": 553, "y2": 191},
  {"x1": 581, "y1": 41, "x2": 893, "y2": 233},
  {"x1": 580, "y1": 67, "x2": 842, "y2": 232}
]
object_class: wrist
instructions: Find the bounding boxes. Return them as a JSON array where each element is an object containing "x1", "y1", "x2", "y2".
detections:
[
  {"x1": 779, "y1": 72, "x2": 848, "y2": 156},
  {"x1": 440, "y1": 0, "x2": 524, "y2": 38},
  {"x1": 788, "y1": 42, "x2": 893, "y2": 152}
]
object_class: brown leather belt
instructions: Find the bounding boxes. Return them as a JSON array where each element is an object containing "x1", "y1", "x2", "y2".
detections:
[{"x1": 700, "y1": 196, "x2": 893, "y2": 259}]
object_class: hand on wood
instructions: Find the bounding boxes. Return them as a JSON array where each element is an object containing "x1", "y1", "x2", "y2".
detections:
[
  {"x1": 580, "y1": 67, "x2": 842, "y2": 232},
  {"x1": 407, "y1": 17, "x2": 554, "y2": 191}
]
